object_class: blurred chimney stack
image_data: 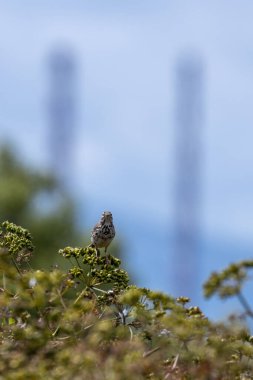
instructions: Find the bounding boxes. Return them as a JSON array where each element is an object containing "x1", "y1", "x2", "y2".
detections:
[
  {"x1": 172, "y1": 54, "x2": 204, "y2": 302},
  {"x1": 48, "y1": 48, "x2": 77, "y2": 186}
]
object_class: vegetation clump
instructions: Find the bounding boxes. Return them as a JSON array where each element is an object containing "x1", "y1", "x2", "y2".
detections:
[{"x1": 0, "y1": 220, "x2": 253, "y2": 379}]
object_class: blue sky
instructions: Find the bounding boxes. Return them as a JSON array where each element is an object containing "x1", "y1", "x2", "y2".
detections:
[{"x1": 1, "y1": 1, "x2": 253, "y2": 316}]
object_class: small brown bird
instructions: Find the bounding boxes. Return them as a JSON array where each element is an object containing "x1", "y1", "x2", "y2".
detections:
[{"x1": 90, "y1": 211, "x2": 115, "y2": 258}]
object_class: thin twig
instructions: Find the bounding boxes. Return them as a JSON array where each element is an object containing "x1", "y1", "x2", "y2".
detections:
[
  {"x1": 92, "y1": 286, "x2": 107, "y2": 294},
  {"x1": 52, "y1": 325, "x2": 60, "y2": 337},
  {"x1": 172, "y1": 354, "x2": 179, "y2": 370},
  {"x1": 56, "y1": 289, "x2": 67, "y2": 310},
  {"x1": 143, "y1": 346, "x2": 160, "y2": 358},
  {"x1": 74, "y1": 288, "x2": 88, "y2": 305},
  {"x1": 74, "y1": 257, "x2": 82, "y2": 269},
  {"x1": 128, "y1": 326, "x2": 133, "y2": 341},
  {"x1": 26, "y1": 260, "x2": 33, "y2": 271},
  {"x1": 164, "y1": 354, "x2": 179, "y2": 379},
  {"x1": 237, "y1": 292, "x2": 253, "y2": 318},
  {"x1": 69, "y1": 257, "x2": 86, "y2": 284},
  {"x1": 11, "y1": 258, "x2": 22, "y2": 277},
  {"x1": 2, "y1": 273, "x2": 6, "y2": 290}
]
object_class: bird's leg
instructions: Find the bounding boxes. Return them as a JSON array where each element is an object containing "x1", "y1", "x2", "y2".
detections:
[
  {"x1": 105, "y1": 246, "x2": 110, "y2": 264},
  {"x1": 89, "y1": 243, "x2": 100, "y2": 257}
]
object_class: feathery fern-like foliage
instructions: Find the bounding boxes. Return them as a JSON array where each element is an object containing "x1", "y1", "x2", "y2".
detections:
[{"x1": 0, "y1": 220, "x2": 253, "y2": 379}]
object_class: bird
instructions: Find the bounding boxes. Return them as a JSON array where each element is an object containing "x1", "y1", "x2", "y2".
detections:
[{"x1": 90, "y1": 211, "x2": 115, "y2": 259}]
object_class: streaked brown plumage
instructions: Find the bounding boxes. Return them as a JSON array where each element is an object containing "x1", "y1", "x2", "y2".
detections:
[{"x1": 90, "y1": 211, "x2": 115, "y2": 256}]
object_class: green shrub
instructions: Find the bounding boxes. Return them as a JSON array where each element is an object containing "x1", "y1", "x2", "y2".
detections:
[{"x1": 0, "y1": 221, "x2": 253, "y2": 379}]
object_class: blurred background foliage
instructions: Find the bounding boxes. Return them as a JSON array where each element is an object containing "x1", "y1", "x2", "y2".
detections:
[
  {"x1": 0, "y1": 145, "x2": 83, "y2": 269},
  {"x1": 0, "y1": 145, "x2": 122, "y2": 271}
]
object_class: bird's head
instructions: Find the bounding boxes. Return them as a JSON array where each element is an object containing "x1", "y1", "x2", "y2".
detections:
[{"x1": 101, "y1": 211, "x2": 113, "y2": 223}]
